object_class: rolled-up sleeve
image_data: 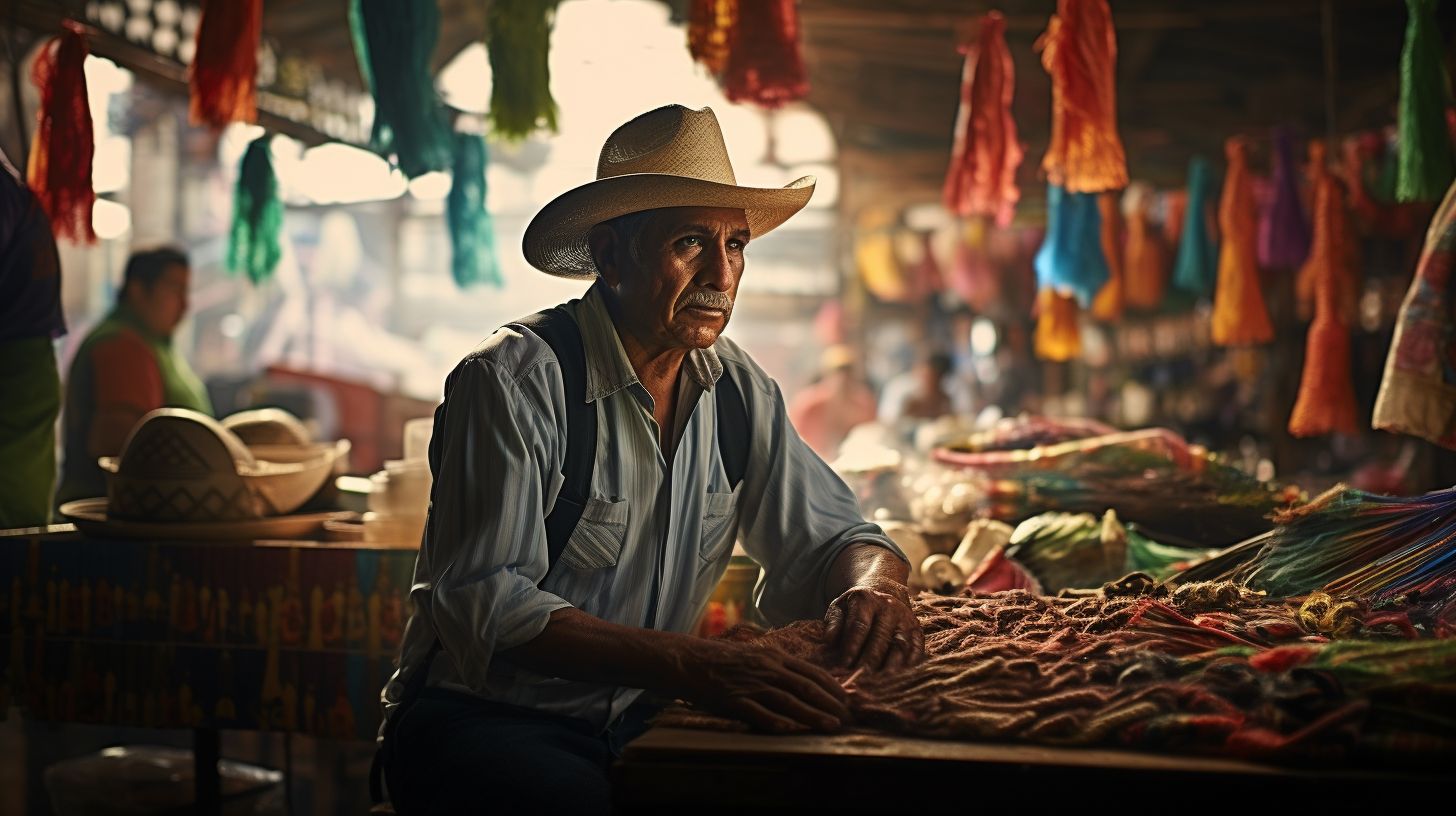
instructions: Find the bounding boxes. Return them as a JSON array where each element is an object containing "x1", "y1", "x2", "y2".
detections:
[
  {"x1": 729, "y1": 361, "x2": 905, "y2": 625},
  {"x1": 417, "y1": 352, "x2": 572, "y2": 689}
]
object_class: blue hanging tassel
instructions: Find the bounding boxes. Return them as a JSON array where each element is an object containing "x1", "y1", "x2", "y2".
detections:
[
  {"x1": 447, "y1": 132, "x2": 503, "y2": 289},
  {"x1": 1172, "y1": 155, "x2": 1218, "y2": 297},
  {"x1": 1034, "y1": 183, "x2": 1108, "y2": 307},
  {"x1": 351, "y1": 0, "x2": 452, "y2": 178}
]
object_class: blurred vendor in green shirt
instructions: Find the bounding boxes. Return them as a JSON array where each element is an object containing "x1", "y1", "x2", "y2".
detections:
[
  {"x1": 57, "y1": 247, "x2": 213, "y2": 505},
  {"x1": 0, "y1": 156, "x2": 65, "y2": 528}
]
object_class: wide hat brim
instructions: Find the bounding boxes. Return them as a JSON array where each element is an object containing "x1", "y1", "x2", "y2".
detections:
[{"x1": 523, "y1": 172, "x2": 816, "y2": 279}]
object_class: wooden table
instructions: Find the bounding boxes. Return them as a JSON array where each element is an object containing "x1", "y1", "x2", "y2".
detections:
[
  {"x1": 615, "y1": 727, "x2": 1446, "y2": 811},
  {"x1": 0, "y1": 525, "x2": 418, "y2": 814}
]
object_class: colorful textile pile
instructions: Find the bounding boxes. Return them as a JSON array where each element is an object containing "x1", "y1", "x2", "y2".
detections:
[
  {"x1": 996, "y1": 511, "x2": 1220, "y2": 592},
  {"x1": 188, "y1": 0, "x2": 262, "y2": 127},
  {"x1": 1036, "y1": 0, "x2": 1127, "y2": 193},
  {"x1": 660, "y1": 586, "x2": 1456, "y2": 764},
  {"x1": 27, "y1": 22, "x2": 94, "y2": 244},
  {"x1": 943, "y1": 12, "x2": 1022, "y2": 226}
]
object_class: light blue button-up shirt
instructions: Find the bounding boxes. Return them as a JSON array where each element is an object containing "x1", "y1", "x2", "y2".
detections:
[{"x1": 385, "y1": 284, "x2": 900, "y2": 731}]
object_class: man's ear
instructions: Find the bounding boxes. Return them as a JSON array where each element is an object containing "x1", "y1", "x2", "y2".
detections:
[{"x1": 587, "y1": 224, "x2": 619, "y2": 286}]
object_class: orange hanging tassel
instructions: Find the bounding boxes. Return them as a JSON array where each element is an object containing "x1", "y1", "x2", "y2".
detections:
[
  {"x1": 1035, "y1": 288, "x2": 1082, "y2": 361},
  {"x1": 1297, "y1": 141, "x2": 1361, "y2": 324},
  {"x1": 1122, "y1": 183, "x2": 1167, "y2": 310},
  {"x1": 188, "y1": 0, "x2": 263, "y2": 127},
  {"x1": 1211, "y1": 136, "x2": 1274, "y2": 346},
  {"x1": 1292, "y1": 176, "x2": 1356, "y2": 437},
  {"x1": 27, "y1": 22, "x2": 94, "y2": 244},
  {"x1": 687, "y1": 0, "x2": 737, "y2": 75},
  {"x1": 943, "y1": 12, "x2": 1023, "y2": 226},
  {"x1": 1091, "y1": 191, "x2": 1124, "y2": 321},
  {"x1": 1036, "y1": 0, "x2": 1127, "y2": 193}
]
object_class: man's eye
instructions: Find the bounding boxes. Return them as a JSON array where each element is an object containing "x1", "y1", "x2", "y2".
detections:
[
  {"x1": 728, "y1": 240, "x2": 746, "y2": 251},
  {"x1": 679, "y1": 236, "x2": 702, "y2": 248}
]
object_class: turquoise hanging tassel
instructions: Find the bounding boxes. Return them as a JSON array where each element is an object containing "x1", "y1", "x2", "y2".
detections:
[
  {"x1": 352, "y1": 0, "x2": 452, "y2": 178},
  {"x1": 227, "y1": 133, "x2": 283, "y2": 285},
  {"x1": 447, "y1": 133, "x2": 503, "y2": 289},
  {"x1": 1172, "y1": 156, "x2": 1218, "y2": 297},
  {"x1": 488, "y1": 0, "x2": 561, "y2": 141},
  {"x1": 1397, "y1": 0, "x2": 1455, "y2": 202},
  {"x1": 1034, "y1": 183, "x2": 1108, "y2": 307}
]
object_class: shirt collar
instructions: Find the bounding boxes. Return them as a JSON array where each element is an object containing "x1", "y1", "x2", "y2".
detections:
[{"x1": 577, "y1": 282, "x2": 724, "y2": 404}]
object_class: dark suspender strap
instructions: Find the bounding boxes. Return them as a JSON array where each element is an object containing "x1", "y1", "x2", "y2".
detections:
[
  {"x1": 510, "y1": 307, "x2": 595, "y2": 566},
  {"x1": 715, "y1": 366, "x2": 750, "y2": 490}
]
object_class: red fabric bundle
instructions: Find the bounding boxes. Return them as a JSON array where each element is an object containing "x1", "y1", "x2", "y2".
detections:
[
  {"x1": 188, "y1": 0, "x2": 263, "y2": 127},
  {"x1": 1122, "y1": 184, "x2": 1168, "y2": 310},
  {"x1": 943, "y1": 12, "x2": 1023, "y2": 226},
  {"x1": 1036, "y1": 0, "x2": 1128, "y2": 193},
  {"x1": 722, "y1": 0, "x2": 808, "y2": 108},
  {"x1": 1091, "y1": 191, "x2": 1124, "y2": 321},
  {"x1": 687, "y1": 0, "x2": 737, "y2": 75},
  {"x1": 27, "y1": 22, "x2": 95, "y2": 244},
  {"x1": 1212, "y1": 137, "x2": 1274, "y2": 346}
]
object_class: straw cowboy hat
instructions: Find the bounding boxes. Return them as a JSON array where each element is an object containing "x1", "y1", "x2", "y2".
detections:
[
  {"x1": 59, "y1": 408, "x2": 350, "y2": 539},
  {"x1": 523, "y1": 104, "x2": 816, "y2": 278}
]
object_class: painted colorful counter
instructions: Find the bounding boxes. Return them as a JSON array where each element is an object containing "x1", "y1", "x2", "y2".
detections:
[{"x1": 0, "y1": 527, "x2": 417, "y2": 742}]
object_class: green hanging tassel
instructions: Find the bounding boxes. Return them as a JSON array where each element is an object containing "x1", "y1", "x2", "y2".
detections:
[
  {"x1": 227, "y1": 134, "x2": 283, "y2": 285},
  {"x1": 447, "y1": 132, "x2": 503, "y2": 289},
  {"x1": 488, "y1": 0, "x2": 561, "y2": 141},
  {"x1": 352, "y1": 0, "x2": 452, "y2": 178},
  {"x1": 1397, "y1": 0, "x2": 1455, "y2": 202}
]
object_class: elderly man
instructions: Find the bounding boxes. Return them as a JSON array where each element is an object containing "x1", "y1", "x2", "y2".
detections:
[{"x1": 378, "y1": 106, "x2": 919, "y2": 814}]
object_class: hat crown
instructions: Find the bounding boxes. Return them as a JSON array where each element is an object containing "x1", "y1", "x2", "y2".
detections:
[{"x1": 596, "y1": 105, "x2": 737, "y2": 185}]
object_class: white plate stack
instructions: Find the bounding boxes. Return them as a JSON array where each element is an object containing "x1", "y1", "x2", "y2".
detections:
[{"x1": 364, "y1": 418, "x2": 434, "y2": 545}]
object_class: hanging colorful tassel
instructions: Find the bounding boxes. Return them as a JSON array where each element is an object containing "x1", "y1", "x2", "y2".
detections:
[
  {"x1": 947, "y1": 219, "x2": 1001, "y2": 313},
  {"x1": 1122, "y1": 183, "x2": 1168, "y2": 311},
  {"x1": 1289, "y1": 229, "x2": 1360, "y2": 437},
  {"x1": 1162, "y1": 189, "x2": 1187, "y2": 248},
  {"x1": 688, "y1": 0, "x2": 737, "y2": 75},
  {"x1": 910, "y1": 231, "x2": 945, "y2": 299},
  {"x1": 352, "y1": 0, "x2": 452, "y2": 177},
  {"x1": 1036, "y1": 0, "x2": 1127, "y2": 194},
  {"x1": 446, "y1": 132, "x2": 503, "y2": 289},
  {"x1": 722, "y1": 0, "x2": 809, "y2": 108},
  {"x1": 26, "y1": 22, "x2": 94, "y2": 244},
  {"x1": 188, "y1": 0, "x2": 262, "y2": 127},
  {"x1": 1297, "y1": 141, "x2": 1360, "y2": 323},
  {"x1": 1035, "y1": 183, "x2": 1109, "y2": 307},
  {"x1": 488, "y1": 0, "x2": 562, "y2": 140},
  {"x1": 1212, "y1": 137, "x2": 1274, "y2": 346},
  {"x1": 1034, "y1": 288, "x2": 1082, "y2": 362},
  {"x1": 1171, "y1": 156, "x2": 1217, "y2": 297},
  {"x1": 1258, "y1": 126, "x2": 1311, "y2": 269},
  {"x1": 857, "y1": 210, "x2": 911, "y2": 303},
  {"x1": 1396, "y1": 0, "x2": 1455, "y2": 202},
  {"x1": 1090, "y1": 191, "x2": 1124, "y2": 321},
  {"x1": 226, "y1": 134, "x2": 283, "y2": 285},
  {"x1": 943, "y1": 12, "x2": 1023, "y2": 226}
]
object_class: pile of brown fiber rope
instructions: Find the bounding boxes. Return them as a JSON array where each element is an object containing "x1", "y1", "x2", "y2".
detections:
[{"x1": 658, "y1": 580, "x2": 1456, "y2": 766}]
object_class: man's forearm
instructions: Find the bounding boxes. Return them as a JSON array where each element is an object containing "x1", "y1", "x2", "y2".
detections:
[
  {"x1": 826, "y1": 542, "x2": 910, "y2": 602},
  {"x1": 498, "y1": 607, "x2": 704, "y2": 695}
]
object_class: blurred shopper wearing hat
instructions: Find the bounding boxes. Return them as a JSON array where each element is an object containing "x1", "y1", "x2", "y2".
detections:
[
  {"x1": 56, "y1": 247, "x2": 212, "y2": 507},
  {"x1": 379, "y1": 106, "x2": 916, "y2": 814},
  {"x1": 788, "y1": 343, "x2": 880, "y2": 459},
  {"x1": 0, "y1": 154, "x2": 65, "y2": 528}
]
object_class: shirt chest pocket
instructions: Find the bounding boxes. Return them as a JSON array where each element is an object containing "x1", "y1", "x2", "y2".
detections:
[
  {"x1": 698, "y1": 489, "x2": 740, "y2": 564},
  {"x1": 558, "y1": 497, "x2": 629, "y2": 570}
]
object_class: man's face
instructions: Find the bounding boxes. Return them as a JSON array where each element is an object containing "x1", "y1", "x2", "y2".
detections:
[
  {"x1": 599, "y1": 206, "x2": 749, "y2": 351},
  {"x1": 132, "y1": 263, "x2": 190, "y2": 337}
]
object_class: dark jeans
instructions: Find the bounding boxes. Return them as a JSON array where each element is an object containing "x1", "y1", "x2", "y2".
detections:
[{"x1": 383, "y1": 689, "x2": 658, "y2": 815}]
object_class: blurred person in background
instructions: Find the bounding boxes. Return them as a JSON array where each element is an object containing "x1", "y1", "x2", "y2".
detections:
[
  {"x1": 0, "y1": 154, "x2": 65, "y2": 528},
  {"x1": 57, "y1": 246, "x2": 212, "y2": 505},
  {"x1": 789, "y1": 343, "x2": 879, "y2": 459},
  {"x1": 879, "y1": 351, "x2": 957, "y2": 423}
]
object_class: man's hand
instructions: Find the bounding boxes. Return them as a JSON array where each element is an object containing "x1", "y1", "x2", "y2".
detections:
[
  {"x1": 824, "y1": 583, "x2": 924, "y2": 672},
  {"x1": 671, "y1": 640, "x2": 850, "y2": 734}
]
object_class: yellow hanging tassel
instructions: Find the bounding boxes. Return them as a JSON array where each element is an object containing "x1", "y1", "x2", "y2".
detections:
[{"x1": 1035, "y1": 288, "x2": 1083, "y2": 361}]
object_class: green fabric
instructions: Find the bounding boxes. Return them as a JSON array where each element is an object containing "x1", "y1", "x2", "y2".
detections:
[
  {"x1": 1397, "y1": 0, "x2": 1456, "y2": 203},
  {"x1": 353, "y1": 0, "x2": 452, "y2": 178},
  {"x1": 0, "y1": 336, "x2": 61, "y2": 528},
  {"x1": 57, "y1": 303, "x2": 212, "y2": 505},
  {"x1": 446, "y1": 132, "x2": 503, "y2": 288},
  {"x1": 488, "y1": 0, "x2": 561, "y2": 141},
  {"x1": 227, "y1": 133, "x2": 284, "y2": 285}
]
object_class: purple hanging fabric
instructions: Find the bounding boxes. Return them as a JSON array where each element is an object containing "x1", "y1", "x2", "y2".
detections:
[{"x1": 1258, "y1": 126, "x2": 1311, "y2": 270}]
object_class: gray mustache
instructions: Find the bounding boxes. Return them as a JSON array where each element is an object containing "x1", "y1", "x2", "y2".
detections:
[{"x1": 679, "y1": 290, "x2": 734, "y2": 311}]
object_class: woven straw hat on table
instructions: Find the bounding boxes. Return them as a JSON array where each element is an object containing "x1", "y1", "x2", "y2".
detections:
[{"x1": 523, "y1": 104, "x2": 816, "y2": 278}]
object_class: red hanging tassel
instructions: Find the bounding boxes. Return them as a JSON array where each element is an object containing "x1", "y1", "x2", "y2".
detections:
[
  {"x1": 688, "y1": 0, "x2": 738, "y2": 75},
  {"x1": 1122, "y1": 184, "x2": 1168, "y2": 310},
  {"x1": 1297, "y1": 141, "x2": 1360, "y2": 324},
  {"x1": 188, "y1": 0, "x2": 263, "y2": 127},
  {"x1": 1091, "y1": 191, "x2": 1124, "y2": 321},
  {"x1": 1289, "y1": 171, "x2": 1360, "y2": 437},
  {"x1": 943, "y1": 12, "x2": 1023, "y2": 226},
  {"x1": 1037, "y1": 0, "x2": 1128, "y2": 193},
  {"x1": 27, "y1": 22, "x2": 95, "y2": 244},
  {"x1": 1211, "y1": 136, "x2": 1274, "y2": 346},
  {"x1": 722, "y1": 0, "x2": 808, "y2": 108}
]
